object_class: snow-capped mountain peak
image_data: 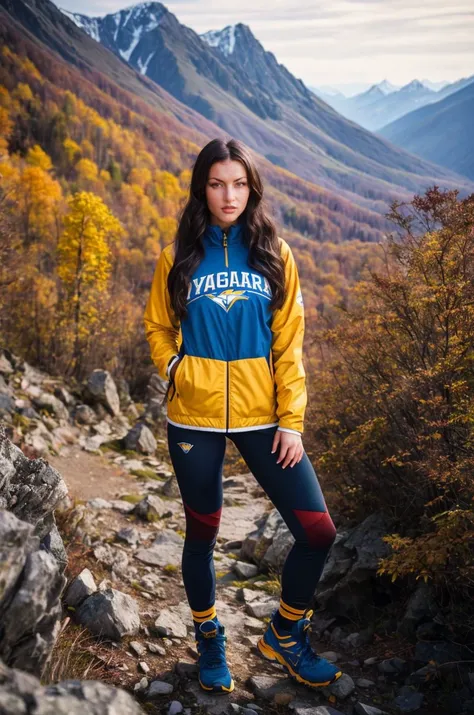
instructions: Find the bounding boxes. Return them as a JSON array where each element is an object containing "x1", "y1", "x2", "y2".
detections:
[
  {"x1": 400, "y1": 79, "x2": 429, "y2": 93},
  {"x1": 201, "y1": 25, "x2": 238, "y2": 56},
  {"x1": 377, "y1": 79, "x2": 399, "y2": 95},
  {"x1": 61, "y1": 8, "x2": 101, "y2": 41},
  {"x1": 364, "y1": 84, "x2": 385, "y2": 98},
  {"x1": 60, "y1": 2, "x2": 168, "y2": 66}
]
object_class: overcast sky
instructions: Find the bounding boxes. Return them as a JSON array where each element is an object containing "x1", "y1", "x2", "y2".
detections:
[{"x1": 54, "y1": 0, "x2": 474, "y2": 96}]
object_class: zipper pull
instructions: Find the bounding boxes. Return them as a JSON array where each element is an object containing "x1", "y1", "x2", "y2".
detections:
[{"x1": 222, "y1": 229, "x2": 229, "y2": 268}]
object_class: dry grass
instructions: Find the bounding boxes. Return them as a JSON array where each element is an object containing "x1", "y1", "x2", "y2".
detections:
[{"x1": 42, "y1": 617, "x2": 116, "y2": 684}]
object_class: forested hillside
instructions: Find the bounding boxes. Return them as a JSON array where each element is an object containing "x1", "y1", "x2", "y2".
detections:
[{"x1": 0, "y1": 42, "x2": 387, "y2": 387}]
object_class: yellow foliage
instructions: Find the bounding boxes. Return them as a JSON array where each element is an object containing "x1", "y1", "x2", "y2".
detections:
[
  {"x1": 0, "y1": 108, "x2": 12, "y2": 143},
  {"x1": 153, "y1": 170, "x2": 183, "y2": 201},
  {"x1": 20, "y1": 58, "x2": 42, "y2": 82},
  {"x1": 0, "y1": 138, "x2": 8, "y2": 159},
  {"x1": 16, "y1": 166, "x2": 62, "y2": 243},
  {"x1": 135, "y1": 150, "x2": 155, "y2": 170},
  {"x1": 179, "y1": 168, "x2": 191, "y2": 190},
  {"x1": 157, "y1": 216, "x2": 177, "y2": 245},
  {"x1": 0, "y1": 159, "x2": 20, "y2": 185},
  {"x1": 80, "y1": 139, "x2": 94, "y2": 159},
  {"x1": 58, "y1": 191, "x2": 123, "y2": 291},
  {"x1": 377, "y1": 510, "x2": 474, "y2": 586},
  {"x1": 321, "y1": 283, "x2": 339, "y2": 305},
  {"x1": 12, "y1": 83, "x2": 33, "y2": 102},
  {"x1": 63, "y1": 138, "x2": 81, "y2": 164},
  {"x1": 26, "y1": 144, "x2": 53, "y2": 171},
  {"x1": 76, "y1": 158, "x2": 98, "y2": 182},
  {"x1": 128, "y1": 167, "x2": 152, "y2": 189},
  {"x1": 0, "y1": 85, "x2": 9, "y2": 106}
]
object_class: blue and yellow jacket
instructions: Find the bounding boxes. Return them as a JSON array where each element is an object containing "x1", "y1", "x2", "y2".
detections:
[{"x1": 143, "y1": 219, "x2": 307, "y2": 434}]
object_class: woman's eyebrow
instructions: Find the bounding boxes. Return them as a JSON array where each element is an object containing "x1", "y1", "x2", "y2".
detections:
[{"x1": 208, "y1": 177, "x2": 247, "y2": 182}]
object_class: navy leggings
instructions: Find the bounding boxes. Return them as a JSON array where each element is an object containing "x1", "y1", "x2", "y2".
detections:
[{"x1": 167, "y1": 422, "x2": 337, "y2": 613}]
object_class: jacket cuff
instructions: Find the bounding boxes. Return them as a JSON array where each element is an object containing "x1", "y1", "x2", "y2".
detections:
[
  {"x1": 166, "y1": 354, "x2": 180, "y2": 379},
  {"x1": 277, "y1": 426, "x2": 302, "y2": 436}
]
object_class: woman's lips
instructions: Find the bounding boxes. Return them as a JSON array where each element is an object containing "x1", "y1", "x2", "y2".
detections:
[{"x1": 222, "y1": 207, "x2": 237, "y2": 212}]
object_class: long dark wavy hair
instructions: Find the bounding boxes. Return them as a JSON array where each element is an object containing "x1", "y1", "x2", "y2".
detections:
[{"x1": 168, "y1": 137, "x2": 286, "y2": 320}]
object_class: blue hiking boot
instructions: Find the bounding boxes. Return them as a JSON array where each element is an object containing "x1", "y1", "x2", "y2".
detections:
[
  {"x1": 195, "y1": 618, "x2": 235, "y2": 693},
  {"x1": 257, "y1": 609, "x2": 342, "y2": 688}
]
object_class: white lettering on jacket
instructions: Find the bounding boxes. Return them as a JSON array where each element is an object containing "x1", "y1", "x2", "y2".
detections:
[{"x1": 188, "y1": 271, "x2": 271, "y2": 300}]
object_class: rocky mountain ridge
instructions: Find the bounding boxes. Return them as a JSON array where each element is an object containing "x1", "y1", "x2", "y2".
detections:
[{"x1": 57, "y1": 0, "x2": 473, "y2": 206}]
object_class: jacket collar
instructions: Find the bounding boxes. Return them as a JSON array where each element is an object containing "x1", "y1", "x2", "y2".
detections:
[{"x1": 203, "y1": 217, "x2": 245, "y2": 247}]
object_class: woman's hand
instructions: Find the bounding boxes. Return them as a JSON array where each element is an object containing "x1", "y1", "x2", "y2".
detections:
[{"x1": 271, "y1": 430, "x2": 304, "y2": 468}]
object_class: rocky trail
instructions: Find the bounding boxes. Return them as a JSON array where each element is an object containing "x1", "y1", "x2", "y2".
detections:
[
  {"x1": 1, "y1": 348, "x2": 472, "y2": 715},
  {"x1": 48, "y1": 444, "x2": 141, "y2": 501},
  {"x1": 48, "y1": 445, "x2": 403, "y2": 715}
]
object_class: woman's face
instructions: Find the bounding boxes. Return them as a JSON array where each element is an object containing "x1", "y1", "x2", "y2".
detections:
[{"x1": 205, "y1": 159, "x2": 250, "y2": 229}]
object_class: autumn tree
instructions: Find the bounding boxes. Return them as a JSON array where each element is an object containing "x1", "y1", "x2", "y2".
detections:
[
  {"x1": 57, "y1": 191, "x2": 124, "y2": 376},
  {"x1": 0, "y1": 182, "x2": 21, "y2": 293},
  {"x1": 15, "y1": 164, "x2": 62, "y2": 246},
  {"x1": 310, "y1": 187, "x2": 474, "y2": 635}
]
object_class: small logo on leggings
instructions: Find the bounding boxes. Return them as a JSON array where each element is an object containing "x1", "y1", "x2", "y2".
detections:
[{"x1": 178, "y1": 441, "x2": 194, "y2": 453}]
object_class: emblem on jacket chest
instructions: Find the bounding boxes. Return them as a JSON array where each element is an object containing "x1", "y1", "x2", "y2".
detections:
[{"x1": 207, "y1": 290, "x2": 248, "y2": 312}]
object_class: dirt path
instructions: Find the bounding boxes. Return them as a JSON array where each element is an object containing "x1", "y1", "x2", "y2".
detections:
[
  {"x1": 48, "y1": 435, "x2": 257, "y2": 503},
  {"x1": 48, "y1": 447, "x2": 137, "y2": 501}
]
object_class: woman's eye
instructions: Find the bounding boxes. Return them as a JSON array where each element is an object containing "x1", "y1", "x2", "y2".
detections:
[{"x1": 209, "y1": 182, "x2": 246, "y2": 188}]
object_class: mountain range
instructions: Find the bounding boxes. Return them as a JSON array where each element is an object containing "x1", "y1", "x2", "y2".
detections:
[
  {"x1": 1, "y1": 0, "x2": 472, "y2": 247},
  {"x1": 313, "y1": 78, "x2": 450, "y2": 99},
  {"x1": 312, "y1": 76, "x2": 474, "y2": 133},
  {"x1": 58, "y1": 1, "x2": 472, "y2": 211},
  {"x1": 378, "y1": 79, "x2": 474, "y2": 181}
]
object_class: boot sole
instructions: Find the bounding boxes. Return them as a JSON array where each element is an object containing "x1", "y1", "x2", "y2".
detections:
[
  {"x1": 257, "y1": 637, "x2": 342, "y2": 688},
  {"x1": 199, "y1": 677, "x2": 235, "y2": 693}
]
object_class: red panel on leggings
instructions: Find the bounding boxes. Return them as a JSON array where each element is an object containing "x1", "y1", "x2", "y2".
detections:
[
  {"x1": 184, "y1": 503, "x2": 222, "y2": 541},
  {"x1": 293, "y1": 509, "x2": 337, "y2": 548}
]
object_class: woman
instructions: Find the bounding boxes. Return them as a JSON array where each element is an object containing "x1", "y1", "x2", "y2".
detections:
[{"x1": 143, "y1": 137, "x2": 342, "y2": 693}]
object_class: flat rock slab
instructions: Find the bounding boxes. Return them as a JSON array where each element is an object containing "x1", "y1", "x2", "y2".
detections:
[
  {"x1": 218, "y1": 502, "x2": 268, "y2": 541},
  {"x1": 185, "y1": 680, "x2": 237, "y2": 715},
  {"x1": 0, "y1": 661, "x2": 144, "y2": 715},
  {"x1": 249, "y1": 675, "x2": 298, "y2": 701},
  {"x1": 354, "y1": 703, "x2": 390, "y2": 715},
  {"x1": 154, "y1": 608, "x2": 188, "y2": 639},
  {"x1": 291, "y1": 707, "x2": 346, "y2": 715},
  {"x1": 321, "y1": 673, "x2": 355, "y2": 701},
  {"x1": 135, "y1": 529, "x2": 184, "y2": 567}
]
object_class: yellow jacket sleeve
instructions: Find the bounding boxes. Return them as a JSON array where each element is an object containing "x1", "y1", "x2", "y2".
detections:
[
  {"x1": 143, "y1": 245, "x2": 182, "y2": 382},
  {"x1": 271, "y1": 238, "x2": 307, "y2": 435}
]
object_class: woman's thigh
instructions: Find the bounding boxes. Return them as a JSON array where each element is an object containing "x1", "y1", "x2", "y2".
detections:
[
  {"x1": 167, "y1": 422, "x2": 227, "y2": 513},
  {"x1": 229, "y1": 426, "x2": 331, "y2": 541}
]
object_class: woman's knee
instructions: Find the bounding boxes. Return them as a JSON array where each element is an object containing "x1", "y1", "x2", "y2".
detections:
[
  {"x1": 183, "y1": 535, "x2": 217, "y2": 557},
  {"x1": 183, "y1": 502, "x2": 222, "y2": 542},
  {"x1": 293, "y1": 508, "x2": 337, "y2": 551}
]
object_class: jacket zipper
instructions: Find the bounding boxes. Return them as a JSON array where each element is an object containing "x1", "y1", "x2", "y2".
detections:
[
  {"x1": 223, "y1": 230, "x2": 228, "y2": 268},
  {"x1": 223, "y1": 229, "x2": 229, "y2": 431}
]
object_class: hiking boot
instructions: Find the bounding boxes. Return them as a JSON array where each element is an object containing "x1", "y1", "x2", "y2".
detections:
[
  {"x1": 257, "y1": 608, "x2": 342, "y2": 687},
  {"x1": 195, "y1": 618, "x2": 235, "y2": 693}
]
